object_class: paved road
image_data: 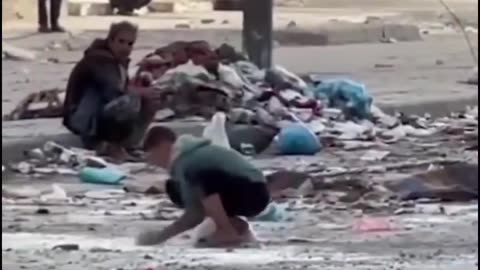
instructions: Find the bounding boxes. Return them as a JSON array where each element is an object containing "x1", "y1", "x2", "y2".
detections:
[{"x1": 2, "y1": 32, "x2": 477, "y2": 117}]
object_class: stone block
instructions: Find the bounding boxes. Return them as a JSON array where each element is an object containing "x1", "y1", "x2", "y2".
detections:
[{"x1": 68, "y1": 0, "x2": 113, "y2": 16}]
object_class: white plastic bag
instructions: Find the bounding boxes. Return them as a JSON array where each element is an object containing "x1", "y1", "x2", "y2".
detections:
[
  {"x1": 218, "y1": 63, "x2": 245, "y2": 89},
  {"x1": 202, "y1": 112, "x2": 231, "y2": 149}
]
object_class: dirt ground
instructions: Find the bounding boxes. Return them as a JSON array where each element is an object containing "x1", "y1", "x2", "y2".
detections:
[{"x1": 2, "y1": 129, "x2": 478, "y2": 270}]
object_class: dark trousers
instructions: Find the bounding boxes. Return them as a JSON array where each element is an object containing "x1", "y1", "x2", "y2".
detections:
[
  {"x1": 38, "y1": 0, "x2": 63, "y2": 27},
  {"x1": 166, "y1": 170, "x2": 270, "y2": 218},
  {"x1": 81, "y1": 97, "x2": 155, "y2": 150}
]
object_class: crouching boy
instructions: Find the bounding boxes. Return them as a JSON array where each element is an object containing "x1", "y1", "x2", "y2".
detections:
[{"x1": 136, "y1": 127, "x2": 270, "y2": 247}]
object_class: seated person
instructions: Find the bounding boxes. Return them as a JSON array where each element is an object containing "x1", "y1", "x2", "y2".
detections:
[
  {"x1": 63, "y1": 21, "x2": 160, "y2": 160},
  {"x1": 136, "y1": 127, "x2": 271, "y2": 247}
]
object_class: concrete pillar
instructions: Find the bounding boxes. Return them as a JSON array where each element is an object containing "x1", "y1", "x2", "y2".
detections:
[{"x1": 242, "y1": 0, "x2": 273, "y2": 69}]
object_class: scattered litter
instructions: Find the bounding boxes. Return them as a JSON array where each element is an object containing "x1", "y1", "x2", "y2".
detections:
[
  {"x1": 253, "y1": 203, "x2": 287, "y2": 222},
  {"x1": 52, "y1": 243, "x2": 80, "y2": 251},
  {"x1": 2, "y1": 42, "x2": 37, "y2": 61},
  {"x1": 79, "y1": 166, "x2": 127, "y2": 185},
  {"x1": 3, "y1": 88, "x2": 64, "y2": 121},
  {"x1": 40, "y1": 184, "x2": 69, "y2": 203},
  {"x1": 123, "y1": 180, "x2": 165, "y2": 195},
  {"x1": 385, "y1": 163, "x2": 478, "y2": 201},
  {"x1": 287, "y1": 237, "x2": 323, "y2": 243},
  {"x1": 36, "y1": 208, "x2": 50, "y2": 215},
  {"x1": 312, "y1": 79, "x2": 373, "y2": 120},
  {"x1": 352, "y1": 217, "x2": 395, "y2": 232},
  {"x1": 84, "y1": 189, "x2": 126, "y2": 200},
  {"x1": 361, "y1": 150, "x2": 390, "y2": 161},
  {"x1": 202, "y1": 112, "x2": 231, "y2": 149},
  {"x1": 276, "y1": 123, "x2": 321, "y2": 155}
]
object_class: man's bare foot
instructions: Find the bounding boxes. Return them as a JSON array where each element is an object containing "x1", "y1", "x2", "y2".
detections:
[
  {"x1": 230, "y1": 217, "x2": 258, "y2": 243},
  {"x1": 197, "y1": 218, "x2": 258, "y2": 248},
  {"x1": 199, "y1": 230, "x2": 243, "y2": 247}
]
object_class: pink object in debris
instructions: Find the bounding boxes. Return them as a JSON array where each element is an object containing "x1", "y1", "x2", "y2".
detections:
[{"x1": 352, "y1": 217, "x2": 394, "y2": 232}]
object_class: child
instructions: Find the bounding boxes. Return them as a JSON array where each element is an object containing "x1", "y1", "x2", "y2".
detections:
[{"x1": 136, "y1": 126, "x2": 270, "y2": 247}]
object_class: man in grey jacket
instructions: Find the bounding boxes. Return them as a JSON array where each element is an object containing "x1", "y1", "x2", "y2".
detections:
[{"x1": 63, "y1": 21, "x2": 160, "y2": 161}]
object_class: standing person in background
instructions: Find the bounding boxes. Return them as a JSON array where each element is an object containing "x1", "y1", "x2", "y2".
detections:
[{"x1": 38, "y1": 0, "x2": 65, "y2": 33}]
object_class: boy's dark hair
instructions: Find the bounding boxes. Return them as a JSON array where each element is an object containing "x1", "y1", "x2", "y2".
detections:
[{"x1": 143, "y1": 126, "x2": 177, "y2": 150}]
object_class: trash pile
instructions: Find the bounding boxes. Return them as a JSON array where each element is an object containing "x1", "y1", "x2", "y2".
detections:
[
  {"x1": 130, "y1": 40, "x2": 376, "y2": 124},
  {"x1": 131, "y1": 41, "x2": 479, "y2": 155}
]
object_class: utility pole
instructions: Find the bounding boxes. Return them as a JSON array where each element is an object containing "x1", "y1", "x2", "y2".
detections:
[{"x1": 242, "y1": 0, "x2": 273, "y2": 69}]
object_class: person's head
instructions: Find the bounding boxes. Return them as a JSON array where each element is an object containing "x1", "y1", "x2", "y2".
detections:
[
  {"x1": 106, "y1": 21, "x2": 138, "y2": 60},
  {"x1": 143, "y1": 126, "x2": 177, "y2": 168}
]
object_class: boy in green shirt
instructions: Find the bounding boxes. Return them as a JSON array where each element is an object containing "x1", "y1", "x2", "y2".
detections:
[{"x1": 136, "y1": 126, "x2": 270, "y2": 247}]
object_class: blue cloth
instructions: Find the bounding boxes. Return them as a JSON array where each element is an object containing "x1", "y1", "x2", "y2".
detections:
[
  {"x1": 277, "y1": 123, "x2": 321, "y2": 155},
  {"x1": 311, "y1": 79, "x2": 373, "y2": 120}
]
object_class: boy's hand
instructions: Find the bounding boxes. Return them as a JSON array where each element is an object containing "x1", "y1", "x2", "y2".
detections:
[
  {"x1": 136, "y1": 229, "x2": 165, "y2": 246},
  {"x1": 136, "y1": 209, "x2": 204, "y2": 246}
]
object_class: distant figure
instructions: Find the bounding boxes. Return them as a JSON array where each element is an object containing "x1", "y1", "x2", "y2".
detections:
[
  {"x1": 109, "y1": 0, "x2": 152, "y2": 16},
  {"x1": 63, "y1": 21, "x2": 161, "y2": 161},
  {"x1": 38, "y1": 0, "x2": 65, "y2": 33}
]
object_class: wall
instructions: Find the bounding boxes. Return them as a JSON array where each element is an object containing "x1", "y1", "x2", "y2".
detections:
[{"x1": 2, "y1": 0, "x2": 37, "y2": 23}]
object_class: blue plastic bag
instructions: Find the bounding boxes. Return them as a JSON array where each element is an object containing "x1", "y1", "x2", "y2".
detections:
[
  {"x1": 79, "y1": 166, "x2": 127, "y2": 185},
  {"x1": 312, "y1": 79, "x2": 373, "y2": 120},
  {"x1": 277, "y1": 123, "x2": 321, "y2": 155}
]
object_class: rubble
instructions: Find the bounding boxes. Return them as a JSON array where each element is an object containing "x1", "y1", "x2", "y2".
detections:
[{"x1": 2, "y1": 42, "x2": 37, "y2": 61}]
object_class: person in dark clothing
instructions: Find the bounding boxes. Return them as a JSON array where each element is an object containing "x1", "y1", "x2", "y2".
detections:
[
  {"x1": 38, "y1": 0, "x2": 65, "y2": 33},
  {"x1": 109, "y1": 0, "x2": 152, "y2": 16},
  {"x1": 63, "y1": 21, "x2": 160, "y2": 161},
  {"x1": 135, "y1": 127, "x2": 271, "y2": 247}
]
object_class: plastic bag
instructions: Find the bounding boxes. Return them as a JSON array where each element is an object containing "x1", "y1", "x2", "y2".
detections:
[
  {"x1": 202, "y1": 112, "x2": 231, "y2": 149},
  {"x1": 277, "y1": 123, "x2": 321, "y2": 155},
  {"x1": 312, "y1": 79, "x2": 373, "y2": 120}
]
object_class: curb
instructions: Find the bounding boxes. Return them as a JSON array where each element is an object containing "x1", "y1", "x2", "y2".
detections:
[
  {"x1": 67, "y1": 0, "x2": 214, "y2": 16},
  {"x1": 275, "y1": 23, "x2": 421, "y2": 46},
  {"x1": 2, "y1": 120, "x2": 207, "y2": 165},
  {"x1": 2, "y1": 96, "x2": 477, "y2": 165}
]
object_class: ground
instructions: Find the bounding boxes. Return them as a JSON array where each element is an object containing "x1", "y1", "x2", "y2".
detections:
[
  {"x1": 2, "y1": 2, "x2": 479, "y2": 270},
  {"x1": 2, "y1": 138, "x2": 479, "y2": 270}
]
